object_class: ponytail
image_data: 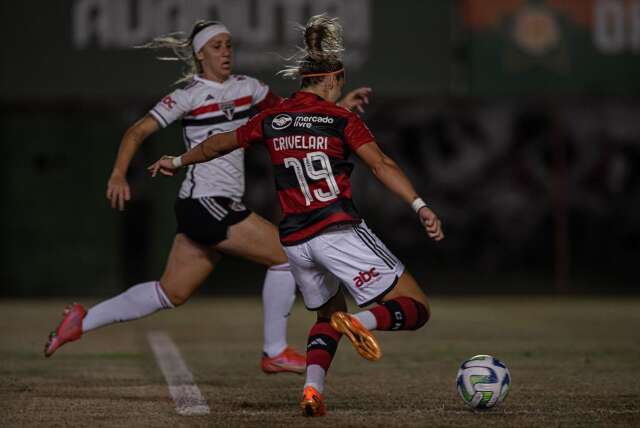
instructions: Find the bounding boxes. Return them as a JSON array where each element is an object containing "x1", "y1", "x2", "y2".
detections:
[{"x1": 137, "y1": 20, "x2": 221, "y2": 85}]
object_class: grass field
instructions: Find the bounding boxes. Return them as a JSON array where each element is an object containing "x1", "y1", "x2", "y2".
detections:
[{"x1": 1, "y1": 296, "x2": 639, "y2": 427}]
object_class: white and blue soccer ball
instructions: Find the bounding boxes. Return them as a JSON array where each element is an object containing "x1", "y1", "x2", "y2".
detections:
[{"x1": 456, "y1": 354, "x2": 511, "y2": 409}]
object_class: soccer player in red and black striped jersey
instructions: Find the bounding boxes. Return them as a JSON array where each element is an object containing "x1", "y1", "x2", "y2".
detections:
[{"x1": 149, "y1": 15, "x2": 444, "y2": 417}]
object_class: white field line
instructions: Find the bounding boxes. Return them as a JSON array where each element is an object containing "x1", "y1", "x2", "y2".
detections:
[{"x1": 147, "y1": 331, "x2": 210, "y2": 416}]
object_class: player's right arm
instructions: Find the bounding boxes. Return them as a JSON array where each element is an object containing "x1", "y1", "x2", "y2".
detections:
[
  {"x1": 106, "y1": 115, "x2": 161, "y2": 211},
  {"x1": 147, "y1": 131, "x2": 240, "y2": 177},
  {"x1": 356, "y1": 142, "x2": 444, "y2": 241},
  {"x1": 148, "y1": 109, "x2": 264, "y2": 177},
  {"x1": 108, "y1": 87, "x2": 192, "y2": 210}
]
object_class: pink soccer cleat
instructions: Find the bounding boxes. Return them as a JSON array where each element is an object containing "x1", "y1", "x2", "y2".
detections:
[
  {"x1": 261, "y1": 346, "x2": 306, "y2": 374},
  {"x1": 44, "y1": 303, "x2": 86, "y2": 357}
]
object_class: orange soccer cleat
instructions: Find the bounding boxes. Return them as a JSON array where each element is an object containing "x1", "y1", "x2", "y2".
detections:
[
  {"x1": 261, "y1": 346, "x2": 306, "y2": 374},
  {"x1": 300, "y1": 385, "x2": 326, "y2": 417},
  {"x1": 330, "y1": 311, "x2": 382, "y2": 361},
  {"x1": 44, "y1": 303, "x2": 86, "y2": 358}
]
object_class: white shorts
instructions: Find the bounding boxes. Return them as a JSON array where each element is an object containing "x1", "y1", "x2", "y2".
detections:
[{"x1": 284, "y1": 221, "x2": 405, "y2": 309}]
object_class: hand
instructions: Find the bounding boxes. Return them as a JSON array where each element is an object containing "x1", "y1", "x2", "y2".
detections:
[
  {"x1": 337, "y1": 87, "x2": 372, "y2": 113},
  {"x1": 418, "y1": 206, "x2": 444, "y2": 241},
  {"x1": 147, "y1": 156, "x2": 179, "y2": 178},
  {"x1": 106, "y1": 174, "x2": 131, "y2": 211}
]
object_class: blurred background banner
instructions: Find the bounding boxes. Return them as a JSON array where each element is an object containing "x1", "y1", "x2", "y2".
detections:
[
  {"x1": 0, "y1": 0, "x2": 450, "y2": 99},
  {"x1": 461, "y1": 0, "x2": 640, "y2": 95},
  {"x1": 3, "y1": 0, "x2": 640, "y2": 99},
  {"x1": 1, "y1": 0, "x2": 638, "y2": 296}
]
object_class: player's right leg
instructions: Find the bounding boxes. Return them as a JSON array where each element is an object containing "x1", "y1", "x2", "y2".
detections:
[
  {"x1": 44, "y1": 233, "x2": 219, "y2": 357},
  {"x1": 285, "y1": 240, "x2": 379, "y2": 416},
  {"x1": 299, "y1": 292, "x2": 348, "y2": 417}
]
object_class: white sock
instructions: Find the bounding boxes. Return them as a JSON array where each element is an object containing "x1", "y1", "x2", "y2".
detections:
[
  {"x1": 353, "y1": 310, "x2": 378, "y2": 331},
  {"x1": 82, "y1": 281, "x2": 174, "y2": 332},
  {"x1": 304, "y1": 364, "x2": 326, "y2": 394},
  {"x1": 262, "y1": 263, "x2": 296, "y2": 357}
]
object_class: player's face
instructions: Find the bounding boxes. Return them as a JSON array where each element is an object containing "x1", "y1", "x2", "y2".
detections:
[{"x1": 197, "y1": 33, "x2": 233, "y2": 81}]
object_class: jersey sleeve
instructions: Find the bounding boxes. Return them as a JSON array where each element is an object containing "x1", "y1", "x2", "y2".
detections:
[
  {"x1": 249, "y1": 77, "x2": 282, "y2": 112},
  {"x1": 149, "y1": 87, "x2": 192, "y2": 128},
  {"x1": 236, "y1": 112, "x2": 265, "y2": 148},
  {"x1": 344, "y1": 114, "x2": 375, "y2": 150}
]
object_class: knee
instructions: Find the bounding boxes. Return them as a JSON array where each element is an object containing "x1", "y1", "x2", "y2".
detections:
[
  {"x1": 408, "y1": 287, "x2": 430, "y2": 329},
  {"x1": 391, "y1": 295, "x2": 430, "y2": 330},
  {"x1": 266, "y1": 242, "x2": 289, "y2": 267},
  {"x1": 159, "y1": 282, "x2": 190, "y2": 307},
  {"x1": 267, "y1": 261, "x2": 290, "y2": 272},
  {"x1": 316, "y1": 292, "x2": 347, "y2": 319},
  {"x1": 408, "y1": 293, "x2": 431, "y2": 330},
  {"x1": 415, "y1": 299, "x2": 431, "y2": 329},
  {"x1": 266, "y1": 254, "x2": 288, "y2": 268}
]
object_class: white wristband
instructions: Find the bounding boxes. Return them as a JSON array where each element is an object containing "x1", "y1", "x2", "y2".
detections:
[
  {"x1": 411, "y1": 197, "x2": 427, "y2": 213},
  {"x1": 171, "y1": 156, "x2": 183, "y2": 168}
]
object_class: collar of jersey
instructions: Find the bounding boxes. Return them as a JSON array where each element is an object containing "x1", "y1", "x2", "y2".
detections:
[
  {"x1": 194, "y1": 75, "x2": 231, "y2": 88},
  {"x1": 292, "y1": 91, "x2": 326, "y2": 102}
]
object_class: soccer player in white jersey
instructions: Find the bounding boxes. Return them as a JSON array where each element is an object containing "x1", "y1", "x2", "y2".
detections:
[{"x1": 44, "y1": 20, "x2": 371, "y2": 374}]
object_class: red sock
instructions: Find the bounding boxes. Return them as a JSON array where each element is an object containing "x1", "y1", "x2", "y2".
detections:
[
  {"x1": 370, "y1": 297, "x2": 429, "y2": 331},
  {"x1": 306, "y1": 318, "x2": 342, "y2": 371}
]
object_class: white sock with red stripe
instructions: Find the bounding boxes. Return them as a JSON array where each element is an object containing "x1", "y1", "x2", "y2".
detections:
[
  {"x1": 353, "y1": 310, "x2": 378, "y2": 330},
  {"x1": 262, "y1": 263, "x2": 296, "y2": 357},
  {"x1": 82, "y1": 281, "x2": 174, "y2": 332}
]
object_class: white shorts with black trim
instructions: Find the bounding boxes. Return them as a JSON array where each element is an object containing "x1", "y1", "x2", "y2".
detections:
[{"x1": 283, "y1": 220, "x2": 405, "y2": 309}]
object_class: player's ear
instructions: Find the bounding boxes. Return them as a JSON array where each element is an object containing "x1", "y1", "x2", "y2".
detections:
[
  {"x1": 326, "y1": 74, "x2": 337, "y2": 90},
  {"x1": 195, "y1": 49, "x2": 205, "y2": 61}
]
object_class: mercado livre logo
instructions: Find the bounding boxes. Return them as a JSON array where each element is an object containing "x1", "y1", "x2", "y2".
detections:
[{"x1": 272, "y1": 114, "x2": 293, "y2": 130}]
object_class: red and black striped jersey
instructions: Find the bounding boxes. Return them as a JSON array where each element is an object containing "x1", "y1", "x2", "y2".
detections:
[{"x1": 236, "y1": 91, "x2": 374, "y2": 246}]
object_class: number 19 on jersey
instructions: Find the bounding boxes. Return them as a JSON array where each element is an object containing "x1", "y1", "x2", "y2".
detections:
[{"x1": 284, "y1": 151, "x2": 340, "y2": 206}]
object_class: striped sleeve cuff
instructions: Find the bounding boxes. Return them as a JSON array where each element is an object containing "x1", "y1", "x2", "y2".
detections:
[{"x1": 149, "y1": 108, "x2": 170, "y2": 128}]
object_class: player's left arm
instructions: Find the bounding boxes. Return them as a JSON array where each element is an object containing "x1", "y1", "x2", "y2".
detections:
[
  {"x1": 254, "y1": 89, "x2": 282, "y2": 111},
  {"x1": 147, "y1": 131, "x2": 240, "y2": 177},
  {"x1": 356, "y1": 142, "x2": 444, "y2": 241},
  {"x1": 336, "y1": 87, "x2": 372, "y2": 113},
  {"x1": 251, "y1": 78, "x2": 282, "y2": 112}
]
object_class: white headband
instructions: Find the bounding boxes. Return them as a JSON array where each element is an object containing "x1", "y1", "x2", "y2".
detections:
[{"x1": 192, "y1": 24, "x2": 231, "y2": 53}]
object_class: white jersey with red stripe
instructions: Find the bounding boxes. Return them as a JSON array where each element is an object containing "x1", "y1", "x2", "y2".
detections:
[{"x1": 149, "y1": 74, "x2": 275, "y2": 201}]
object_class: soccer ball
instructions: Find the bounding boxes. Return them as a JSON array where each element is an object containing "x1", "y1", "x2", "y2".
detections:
[{"x1": 456, "y1": 354, "x2": 511, "y2": 409}]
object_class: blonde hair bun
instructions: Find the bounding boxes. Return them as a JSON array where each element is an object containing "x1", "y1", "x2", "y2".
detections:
[
  {"x1": 303, "y1": 14, "x2": 344, "y2": 62},
  {"x1": 279, "y1": 14, "x2": 345, "y2": 80}
]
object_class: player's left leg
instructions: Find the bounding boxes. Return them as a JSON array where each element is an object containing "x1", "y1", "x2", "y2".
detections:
[
  {"x1": 44, "y1": 233, "x2": 220, "y2": 357},
  {"x1": 215, "y1": 212, "x2": 303, "y2": 373},
  {"x1": 313, "y1": 221, "x2": 430, "y2": 355},
  {"x1": 349, "y1": 270, "x2": 431, "y2": 332}
]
